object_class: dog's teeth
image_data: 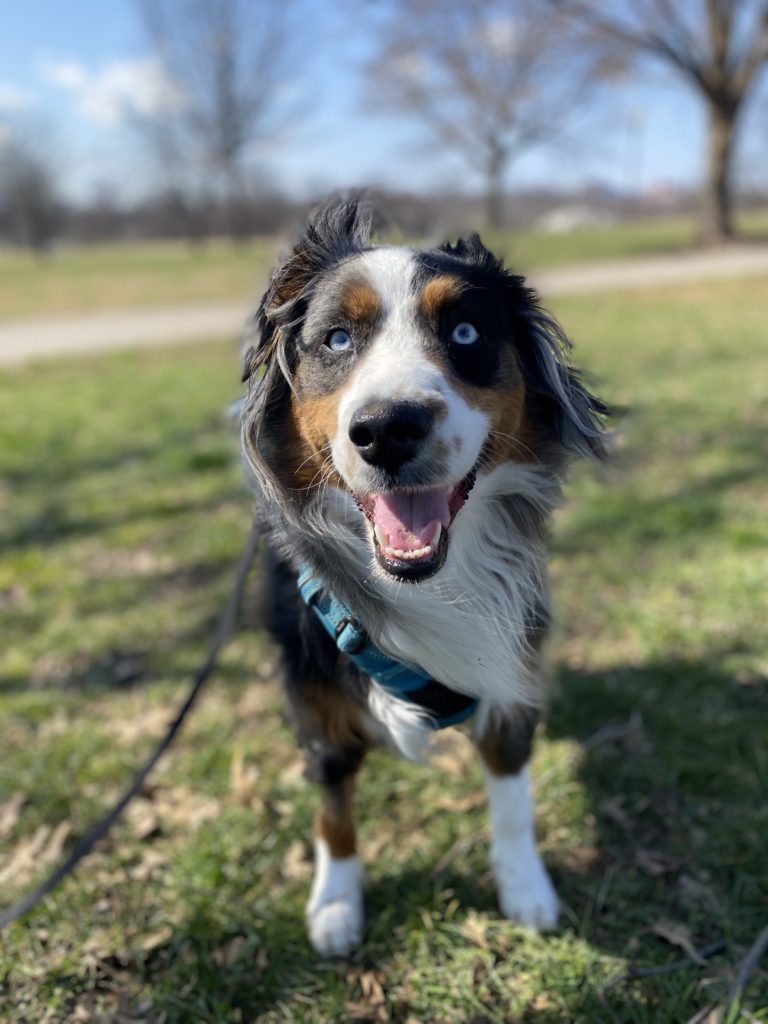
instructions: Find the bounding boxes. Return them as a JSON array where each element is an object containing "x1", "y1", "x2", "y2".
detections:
[
  {"x1": 374, "y1": 521, "x2": 443, "y2": 562},
  {"x1": 385, "y1": 544, "x2": 434, "y2": 561}
]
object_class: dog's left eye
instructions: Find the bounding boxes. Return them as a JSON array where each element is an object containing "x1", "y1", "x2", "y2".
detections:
[
  {"x1": 451, "y1": 322, "x2": 479, "y2": 346},
  {"x1": 326, "y1": 329, "x2": 353, "y2": 353}
]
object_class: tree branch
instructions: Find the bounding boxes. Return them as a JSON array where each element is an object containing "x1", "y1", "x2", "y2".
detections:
[{"x1": 732, "y1": 4, "x2": 768, "y2": 94}]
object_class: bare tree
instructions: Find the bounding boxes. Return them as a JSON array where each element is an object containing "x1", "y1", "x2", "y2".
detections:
[
  {"x1": 136, "y1": 0, "x2": 302, "y2": 240},
  {"x1": 365, "y1": 0, "x2": 596, "y2": 228},
  {"x1": 0, "y1": 129, "x2": 61, "y2": 253},
  {"x1": 553, "y1": 0, "x2": 768, "y2": 243}
]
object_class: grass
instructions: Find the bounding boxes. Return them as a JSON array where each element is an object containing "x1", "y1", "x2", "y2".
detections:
[
  {"x1": 0, "y1": 238, "x2": 277, "y2": 321},
  {"x1": 0, "y1": 277, "x2": 767, "y2": 1022},
  {"x1": 488, "y1": 208, "x2": 768, "y2": 272},
  {"x1": 2, "y1": 210, "x2": 767, "y2": 321}
]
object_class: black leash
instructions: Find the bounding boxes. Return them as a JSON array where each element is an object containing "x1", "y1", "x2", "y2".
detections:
[{"x1": 0, "y1": 517, "x2": 261, "y2": 934}]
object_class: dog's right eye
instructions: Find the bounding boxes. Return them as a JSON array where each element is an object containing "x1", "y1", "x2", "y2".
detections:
[
  {"x1": 326, "y1": 329, "x2": 353, "y2": 353},
  {"x1": 451, "y1": 322, "x2": 480, "y2": 346}
]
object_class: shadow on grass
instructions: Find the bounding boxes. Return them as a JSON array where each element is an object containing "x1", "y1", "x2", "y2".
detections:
[{"x1": 543, "y1": 659, "x2": 767, "y2": 1019}]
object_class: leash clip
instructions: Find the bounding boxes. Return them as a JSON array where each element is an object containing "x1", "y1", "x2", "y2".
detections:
[{"x1": 334, "y1": 615, "x2": 368, "y2": 655}]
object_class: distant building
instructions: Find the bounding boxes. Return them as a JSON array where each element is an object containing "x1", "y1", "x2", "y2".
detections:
[{"x1": 536, "y1": 204, "x2": 618, "y2": 233}]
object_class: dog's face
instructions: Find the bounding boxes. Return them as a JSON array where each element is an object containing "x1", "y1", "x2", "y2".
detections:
[
  {"x1": 289, "y1": 247, "x2": 531, "y2": 580},
  {"x1": 243, "y1": 202, "x2": 605, "y2": 582}
]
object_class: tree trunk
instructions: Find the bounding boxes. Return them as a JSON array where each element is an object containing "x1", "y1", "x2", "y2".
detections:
[
  {"x1": 484, "y1": 138, "x2": 506, "y2": 230},
  {"x1": 223, "y1": 165, "x2": 252, "y2": 244},
  {"x1": 700, "y1": 97, "x2": 739, "y2": 245}
]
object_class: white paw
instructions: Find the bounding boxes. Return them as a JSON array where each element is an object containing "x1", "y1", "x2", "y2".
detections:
[
  {"x1": 492, "y1": 841, "x2": 559, "y2": 931},
  {"x1": 306, "y1": 844, "x2": 364, "y2": 957},
  {"x1": 307, "y1": 894, "x2": 363, "y2": 957}
]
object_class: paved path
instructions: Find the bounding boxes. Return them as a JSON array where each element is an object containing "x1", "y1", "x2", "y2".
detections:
[
  {"x1": 534, "y1": 243, "x2": 768, "y2": 295},
  {"x1": 2, "y1": 244, "x2": 767, "y2": 367},
  {"x1": 0, "y1": 300, "x2": 250, "y2": 367}
]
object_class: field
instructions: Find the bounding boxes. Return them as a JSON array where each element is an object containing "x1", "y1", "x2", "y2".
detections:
[
  {"x1": 2, "y1": 211, "x2": 768, "y2": 321},
  {"x1": 0, "y1": 276, "x2": 767, "y2": 1022}
]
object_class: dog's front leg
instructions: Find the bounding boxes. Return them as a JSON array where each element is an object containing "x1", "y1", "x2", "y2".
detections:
[
  {"x1": 306, "y1": 767, "x2": 365, "y2": 956},
  {"x1": 475, "y1": 705, "x2": 559, "y2": 930}
]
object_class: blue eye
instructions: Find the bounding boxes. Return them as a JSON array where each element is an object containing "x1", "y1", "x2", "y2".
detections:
[
  {"x1": 451, "y1": 322, "x2": 479, "y2": 346},
  {"x1": 327, "y1": 329, "x2": 353, "y2": 352}
]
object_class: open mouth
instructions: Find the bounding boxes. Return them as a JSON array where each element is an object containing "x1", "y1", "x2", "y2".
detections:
[{"x1": 356, "y1": 472, "x2": 475, "y2": 581}]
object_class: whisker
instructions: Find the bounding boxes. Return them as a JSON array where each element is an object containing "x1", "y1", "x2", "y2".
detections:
[
  {"x1": 487, "y1": 430, "x2": 539, "y2": 462},
  {"x1": 294, "y1": 441, "x2": 332, "y2": 475},
  {"x1": 297, "y1": 451, "x2": 335, "y2": 493}
]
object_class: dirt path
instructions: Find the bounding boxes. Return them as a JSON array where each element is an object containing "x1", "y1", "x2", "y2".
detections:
[
  {"x1": 534, "y1": 242, "x2": 768, "y2": 294},
  {"x1": 1, "y1": 244, "x2": 767, "y2": 367},
  {"x1": 0, "y1": 301, "x2": 250, "y2": 367}
]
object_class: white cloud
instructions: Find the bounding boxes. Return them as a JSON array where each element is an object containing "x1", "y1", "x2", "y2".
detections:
[
  {"x1": 39, "y1": 56, "x2": 183, "y2": 127},
  {"x1": 473, "y1": 17, "x2": 521, "y2": 59},
  {"x1": 41, "y1": 60, "x2": 88, "y2": 92},
  {"x1": 0, "y1": 85, "x2": 33, "y2": 112}
]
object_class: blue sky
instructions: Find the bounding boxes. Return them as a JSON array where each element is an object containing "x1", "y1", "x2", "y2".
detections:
[{"x1": 1, "y1": 1, "x2": 764, "y2": 203}]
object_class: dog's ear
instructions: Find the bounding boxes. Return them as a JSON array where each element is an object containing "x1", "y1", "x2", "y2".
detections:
[
  {"x1": 242, "y1": 197, "x2": 373, "y2": 383},
  {"x1": 239, "y1": 297, "x2": 287, "y2": 386},
  {"x1": 241, "y1": 198, "x2": 375, "y2": 504},
  {"x1": 434, "y1": 232, "x2": 501, "y2": 273},
  {"x1": 511, "y1": 284, "x2": 608, "y2": 460},
  {"x1": 240, "y1": 301, "x2": 266, "y2": 383}
]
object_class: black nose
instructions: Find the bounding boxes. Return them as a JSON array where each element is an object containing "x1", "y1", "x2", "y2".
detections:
[{"x1": 349, "y1": 401, "x2": 434, "y2": 472}]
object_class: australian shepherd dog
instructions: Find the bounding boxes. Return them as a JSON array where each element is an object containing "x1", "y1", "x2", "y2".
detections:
[{"x1": 240, "y1": 199, "x2": 607, "y2": 956}]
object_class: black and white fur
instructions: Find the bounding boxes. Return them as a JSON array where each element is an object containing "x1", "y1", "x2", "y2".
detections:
[{"x1": 240, "y1": 199, "x2": 606, "y2": 956}]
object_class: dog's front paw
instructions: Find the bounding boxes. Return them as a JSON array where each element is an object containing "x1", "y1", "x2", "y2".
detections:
[
  {"x1": 307, "y1": 894, "x2": 363, "y2": 957},
  {"x1": 306, "y1": 848, "x2": 364, "y2": 957},
  {"x1": 492, "y1": 840, "x2": 559, "y2": 931}
]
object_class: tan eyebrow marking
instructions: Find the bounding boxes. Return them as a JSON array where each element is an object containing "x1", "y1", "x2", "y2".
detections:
[
  {"x1": 419, "y1": 275, "x2": 464, "y2": 321},
  {"x1": 338, "y1": 280, "x2": 382, "y2": 323}
]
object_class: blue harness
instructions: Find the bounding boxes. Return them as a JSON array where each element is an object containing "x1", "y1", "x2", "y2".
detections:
[{"x1": 297, "y1": 565, "x2": 478, "y2": 729}]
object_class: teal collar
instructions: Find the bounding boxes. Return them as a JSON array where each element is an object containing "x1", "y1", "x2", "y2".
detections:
[{"x1": 297, "y1": 564, "x2": 478, "y2": 729}]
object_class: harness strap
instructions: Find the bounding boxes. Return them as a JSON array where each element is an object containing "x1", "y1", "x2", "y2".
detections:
[{"x1": 297, "y1": 565, "x2": 478, "y2": 729}]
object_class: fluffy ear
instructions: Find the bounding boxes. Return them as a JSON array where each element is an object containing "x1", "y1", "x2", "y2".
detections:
[
  {"x1": 241, "y1": 197, "x2": 374, "y2": 506},
  {"x1": 434, "y1": 232, "x2": 504, "y2": 274},
  {"x1": 514, "y1": 296, "x2": 608, "y2": 461},
  {"x1": 240, "y1": 325, "x2": 268, "y2": 384},
  {"x1": 242, "y1": 197, "x2": 373, "y2": 383}
]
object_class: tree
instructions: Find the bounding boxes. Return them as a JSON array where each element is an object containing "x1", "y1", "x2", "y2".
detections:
[
  {"x1": 366, "y1": 0, "x2": 597, "y2": 228},
  {"x1": 136, "y1": 0, "x2": 302, "y2": 240},
  {"x1": 553, "y1": 0, "x2": 768, "y2": 243},
  {"x1": 0, "y1": 129, "x2": 61, "y2": 253}
]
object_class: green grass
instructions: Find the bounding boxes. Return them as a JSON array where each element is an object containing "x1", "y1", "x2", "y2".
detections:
[
  {"x1": 2, "y1": 210, "x2": 767, "y2": 321},
  {"x1": 0, "y1": 238, "x2": 277, "y2": 320},
  {"x1": 487, "y1": 208, "x2": 768, "y2": 272},
  {"x1": 1, "y1": 277, "x2": 767, "y2": 1022}
]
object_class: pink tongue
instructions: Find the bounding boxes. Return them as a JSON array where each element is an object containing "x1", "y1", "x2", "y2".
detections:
[{"x1": 372, "y1": 489, "x2": 450, "y2": 552}]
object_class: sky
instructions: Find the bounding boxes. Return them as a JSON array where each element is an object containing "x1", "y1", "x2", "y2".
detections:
[{"x1": 1, "y1": 0, "x2": 765, "y2": 204}]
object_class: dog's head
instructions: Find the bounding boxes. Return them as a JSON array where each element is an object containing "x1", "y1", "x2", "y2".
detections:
[{"x1": 242, "y1": 199, "x2": 606, "y2": 582}]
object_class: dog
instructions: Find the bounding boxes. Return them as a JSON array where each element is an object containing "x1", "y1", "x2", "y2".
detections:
[{"x1": 240, "y1": 199, "x2": 607, "y2": 956}]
